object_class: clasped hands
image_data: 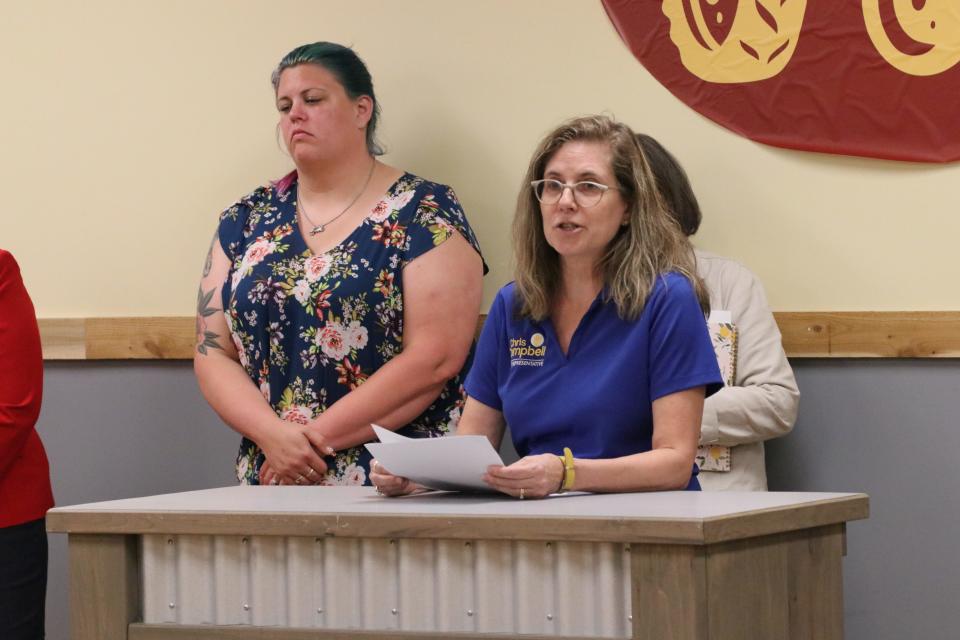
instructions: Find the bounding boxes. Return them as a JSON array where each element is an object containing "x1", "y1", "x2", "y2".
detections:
[
  {"x1": 370, "y1": 453, "x2": 564, "y2": 500},
  {"x1": 258, "y1": 419, "x2": 334, "y2": 486}
]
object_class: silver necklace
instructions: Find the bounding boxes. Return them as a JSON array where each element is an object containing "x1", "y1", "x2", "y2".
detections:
[{"x1": 297, "y1": 160, "x2": 376, "y2": 236}]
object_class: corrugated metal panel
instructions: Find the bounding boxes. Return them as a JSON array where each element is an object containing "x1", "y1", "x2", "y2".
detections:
[
  {"x1": 140, "y1": 535, "x2": 165, "y2": 622},
  {"x1": 141, "y1": 535, "x2": 631, "y2": 637},
  {"x1": 474, "y1": 540, "x2": 513, "y2": 633},
  {"x1": 324, "y1": 537, "x2": 361, "y2": 629},
  {"x1": 250, "y1": 535, "x2": 286, "y2": 625},
  {"x1": 436, "y1": 539, "x2": 474, "y2": 632},
  {"x1": 284, "y1": 537, "x2": 314, "y2": 627},
  {"x1": 515, "y1": 540, "x2": 555, "y2": 634},
  {"x1": 398, "y1": 539, "x2": 435, "y2": 630},
  {"x1": 176, "y1": 535, "x2": 213, "y2": 623},
  {"x1": 213, "y1": 536, "x2": 249, "y2": 625},
  {"x1": 360, "y1": 538, "x2": 399, "y2": 629}
]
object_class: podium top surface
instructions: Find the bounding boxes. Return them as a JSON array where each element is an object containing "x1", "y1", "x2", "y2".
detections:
[{"x1": 47, "y1": 486, "x2": 868, "y2": 545}]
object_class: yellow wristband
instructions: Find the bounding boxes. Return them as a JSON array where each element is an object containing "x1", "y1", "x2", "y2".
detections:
[{"x1": 556, "y1": 447, "x2": 575, "y2": 493}]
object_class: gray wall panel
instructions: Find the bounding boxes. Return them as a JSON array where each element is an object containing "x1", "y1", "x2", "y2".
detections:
[{"x1": 767, "y1": 360, "x2": 960, "y2": 640}]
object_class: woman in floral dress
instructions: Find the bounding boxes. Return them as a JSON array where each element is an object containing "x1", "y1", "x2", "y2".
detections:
[{"x1": 195, "y1": 42, "x2": 485, "y2": 486}]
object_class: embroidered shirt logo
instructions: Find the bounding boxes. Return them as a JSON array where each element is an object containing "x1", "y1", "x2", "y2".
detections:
[{"x1": 510, "y1": 333, "x2": 546, "y2": 367}]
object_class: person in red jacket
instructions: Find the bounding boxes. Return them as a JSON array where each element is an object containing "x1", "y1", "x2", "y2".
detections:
[{"x1": 0, "y1": 249, "x2": 53, "y2": 639}]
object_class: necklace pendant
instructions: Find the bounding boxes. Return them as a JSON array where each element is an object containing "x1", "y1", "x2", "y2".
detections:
[{"x1": 310, "y1": 224, "x2": 325, "y2": 235}]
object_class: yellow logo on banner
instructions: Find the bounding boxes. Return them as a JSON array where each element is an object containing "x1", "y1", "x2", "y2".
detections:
[
  {"x1": 863, "y1": 0, "x2": 960, "y2": 76},
  {"x1": 662, "y1": 0, "x2": 808, "y2": 83}
]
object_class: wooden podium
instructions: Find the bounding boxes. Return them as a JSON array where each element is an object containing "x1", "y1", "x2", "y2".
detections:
[{"x1": 47, "y1": 487, "x2": 868, "y2": 640}]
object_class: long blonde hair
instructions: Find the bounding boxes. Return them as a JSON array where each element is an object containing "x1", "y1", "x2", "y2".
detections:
[{"x1": 512, "y1": 115, "x2": 707, "y2": 321}]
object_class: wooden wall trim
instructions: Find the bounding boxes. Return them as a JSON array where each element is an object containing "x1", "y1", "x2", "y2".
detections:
[
  {"x1": 775, "y1": 311, "x2": 960, "y2": 358},
  {"x1": 38, "y1": 317, "x2": 195, "y2": 360},
  {"x1": 37, "y1": 312, "x2": 960, "y2": 360}
]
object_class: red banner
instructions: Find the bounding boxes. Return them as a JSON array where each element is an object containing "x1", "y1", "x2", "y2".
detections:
[{"x1": 602, "y1": 0, "x2": 960, "y2": 162}]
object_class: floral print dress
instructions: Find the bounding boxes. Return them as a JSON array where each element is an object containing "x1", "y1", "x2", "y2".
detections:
[{"x1": 217, "y1": 173, "x2": 485, "y2": 485}]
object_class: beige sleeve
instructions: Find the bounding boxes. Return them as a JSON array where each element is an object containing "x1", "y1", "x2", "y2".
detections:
[{"x1": 699, "y1": 261, "x2": 799, "y2": 447}]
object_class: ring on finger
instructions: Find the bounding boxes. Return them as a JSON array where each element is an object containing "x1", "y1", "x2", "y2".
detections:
[
  {"x1": 306, "y1": 467, "x2": 316, "y2": 479},
  {"x1": 295, "y1": 474, "x2": 305, "y2": 485},
  {"x1": 519, "y1": 487, "x2": 525, "y2": 500}
]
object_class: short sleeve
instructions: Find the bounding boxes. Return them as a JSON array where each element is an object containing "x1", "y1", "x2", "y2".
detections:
[
  {"x1": 401, "y1": 184, "x2": 487, "y2": 273},
  {"x1": 464, "y1": 287, "x2": 508, "y2": 410},
  {"x1": 217, "y1": 191, "x2": 258, "y2": 265},
  {"x1": 647, "y1": 274, "x2": 724, "y2": 401}
]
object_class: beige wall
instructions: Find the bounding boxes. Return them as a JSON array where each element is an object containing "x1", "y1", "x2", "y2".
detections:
[{"x1": 2, "y1": 0, "x2": 958, "y2": 316}]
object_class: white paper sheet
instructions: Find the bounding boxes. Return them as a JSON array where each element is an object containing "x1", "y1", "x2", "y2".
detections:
[{"x1": 364, "y1": 425, "x2": 504, "y2": 492}]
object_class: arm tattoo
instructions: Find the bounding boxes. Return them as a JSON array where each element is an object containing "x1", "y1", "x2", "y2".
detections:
[
  {"x1": 202, "y1": 231, "x2": 217, "y2": 277},
  {"x1": 195, "y1": 286, "x2": 224, "y2": 355}
]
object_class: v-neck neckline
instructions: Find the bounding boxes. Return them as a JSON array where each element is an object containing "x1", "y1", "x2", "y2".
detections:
[
  {"x1": 545, "y1": 289, "x2": 606, "y2": 361},
  {"x1": 290, "y1": 172, "x2": 411, "y2": 257}
]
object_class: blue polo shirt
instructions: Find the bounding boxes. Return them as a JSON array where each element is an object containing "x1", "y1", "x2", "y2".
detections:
[{"x1": 465, "y1": 273, "x2": 723, "y2": 491}]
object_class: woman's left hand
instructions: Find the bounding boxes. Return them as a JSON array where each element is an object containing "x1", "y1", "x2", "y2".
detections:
[
  {"x1": 369, "y1": 459, "x2": 426, "y2": 497},
  {"x1": 484, "y1": 454, "x2": 564, "y2": 499}
]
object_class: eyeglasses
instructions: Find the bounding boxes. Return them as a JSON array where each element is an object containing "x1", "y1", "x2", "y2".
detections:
[{"x1": 530, "y1": 179, "x2": 614, "y2": 207}]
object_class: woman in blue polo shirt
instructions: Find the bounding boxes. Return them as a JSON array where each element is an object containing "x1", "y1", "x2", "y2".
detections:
[{"x1": 372, "y1": 115, "x2": 722, "y2": 498}]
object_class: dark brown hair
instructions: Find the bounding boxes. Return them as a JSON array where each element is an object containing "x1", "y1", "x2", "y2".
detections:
[{"x1": 635, "y1": 133, "x2": 702, "y2": 237}]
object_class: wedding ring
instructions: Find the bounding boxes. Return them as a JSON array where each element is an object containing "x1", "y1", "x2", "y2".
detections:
[
  {"x1": 519, "y1": 487, "x2": 525, "y2": 500},
  {"x1": 295, "y1": 475, "x2": 305, "y2": 485},
  {"x1": 306, "y1": 467, "x2": 316, "y2": 479}
]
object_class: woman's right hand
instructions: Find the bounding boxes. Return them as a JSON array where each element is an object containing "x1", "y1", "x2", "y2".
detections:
[
  {"x1": 369, "y1": 459, "x2": 424, "y2": 496},
  {"x1": 259, "y1": 421, "x2": 334, "y2": 485}
]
